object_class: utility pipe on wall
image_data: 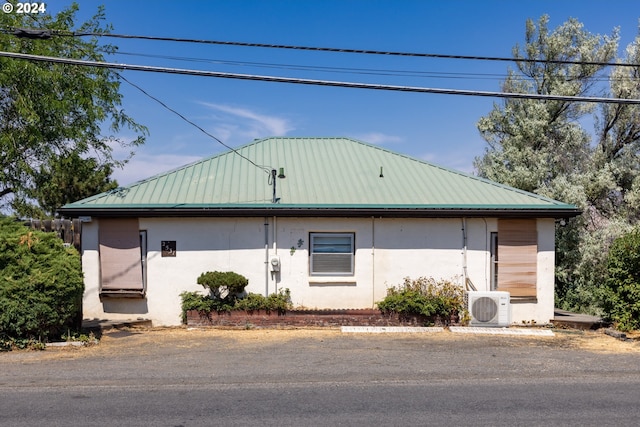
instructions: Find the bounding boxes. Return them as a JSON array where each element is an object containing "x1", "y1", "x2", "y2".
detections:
[
  {"x1": 461, "y1": 217, "x2": 477, "y2": 291},
  {"x1": 371, "y1": 216, "x2": 376, "y2": 307},
  {"x1": 273, "y1": 215, "x2": 278, "y2": 293},
  {"x1": 264, "y1": 217, "x2": 269, "y2": 297}
]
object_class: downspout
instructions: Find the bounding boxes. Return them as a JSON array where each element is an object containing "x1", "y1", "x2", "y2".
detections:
[
  {"x1": 273, "y1": 215, "x2": 277, "y2": 293},
  {"x1": 372, "y1": 216, "x2": 376, "y2": 307},
  {"x1": 462, "y1": 218, "x2": 477, "y2": 291},
  {"x1": 264, "y1": 217, "x2": 269, "y2": 297}
]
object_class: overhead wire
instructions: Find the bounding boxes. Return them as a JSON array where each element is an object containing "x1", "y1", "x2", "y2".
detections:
[
  {"x1": 65, "y1": 40, "x2": 272, "y2": 177},
  {"x1": 38, "y1": 29, "x2": 639, "y2": 69},
  {"x1": 114, "y1": 51, "x2": 515, "y2": 81},
  {"x1": 114, "y1": 51, "x2": 638, "y2": 84},
  {"x1": 115, "y1": 72, "x2": 271, "y2": 175},
  {"x1": 4, "y1": 27, "x2": 637, "y2": 84},
  {"x1": 1, "y1": 50, "x2": 639, "y2": 104}
]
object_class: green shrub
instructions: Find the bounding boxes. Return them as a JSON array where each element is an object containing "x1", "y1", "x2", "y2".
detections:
[
  {"x1": 0, "y1": 217, "x2": 84, "y2": 343},
  {"x1": 197, "y1": 271, "x2": 248, "y2": 302},
  {"x1": 180, "y1": 291, "x2": 218, "y2": 323},
  {"x1": 180, "y1": 288, "x2": 293, "y2": 323},
  {"x1": 235, "y1": 289, "x2": 292, "y2": 314},
  {"x1": 601, "y1": 228, "x2": 640, "y2": 332},
  {"x1": 377, "y1": 277, "x2": 465, "y2": 321}
]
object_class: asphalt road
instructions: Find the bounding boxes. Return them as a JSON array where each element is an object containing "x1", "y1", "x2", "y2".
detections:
[{"x1": 1, "y1": 328, "x2": 639, "y2": 426}]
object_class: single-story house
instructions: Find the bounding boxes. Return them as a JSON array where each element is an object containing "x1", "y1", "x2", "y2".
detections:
[{"x1": 59, "y1": 137, "x2": 580, "y2": 326}]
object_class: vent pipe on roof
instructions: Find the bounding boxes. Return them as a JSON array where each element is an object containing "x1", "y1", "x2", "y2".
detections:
[
  {"x1": 271, "y1": 169, "x2": 277, "y2": 204},
  {"x1": 379, "y1": 166, "x2": 384, "y2": 178}
]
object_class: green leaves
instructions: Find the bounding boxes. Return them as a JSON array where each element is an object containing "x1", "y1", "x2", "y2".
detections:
[
  {"x1": 0, "y1": 216, "x2": 84, "y2": 342},
  {"x1": 377, "y1": 277, "x2": 465, "y2": 322},
  {"x1": 601, "y1": 228, "x2": 640, "y2": 331},
  {"x1": 28, "y1": 153, "x2": 118, "y2": 217},
  {"x1": 180, "y1": 288, "x2": 292, "y2": 323},
  {"x1": 0, "y1": 3, "x2": 147, "y2": 215},
  {"x1": 197, "y1": 271, "x2": 249, "y2": 300},
  {"x1": 234, "y1": 289, "x2": 292, "y2": 314}
]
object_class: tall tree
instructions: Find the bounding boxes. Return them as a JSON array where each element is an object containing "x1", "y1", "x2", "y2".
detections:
[
  {"x1": 596, "y1": 32, "x2": 640, "y2": 220},
  {"x1": 14, "y1": 153, "x2": 118, "y2": 218},
  {"x1": 0, "y1": 2, "x2": 146, "y2": 215},
  {"x1": 475, "y1": 16, "x2": 617, "y2": 198},
  {"x1": 475, "y1": 15, "x2": 640, "y2": 313}
]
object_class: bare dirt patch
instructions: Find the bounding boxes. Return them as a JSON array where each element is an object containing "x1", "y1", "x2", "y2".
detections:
[{"x1": 3, "y1": 326, "x2": 639, "y2": 362}]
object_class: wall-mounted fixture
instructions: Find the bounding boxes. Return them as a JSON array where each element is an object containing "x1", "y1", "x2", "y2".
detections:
[{"x1": 270, "y1": 256, "x2": 281, "y2": 272}]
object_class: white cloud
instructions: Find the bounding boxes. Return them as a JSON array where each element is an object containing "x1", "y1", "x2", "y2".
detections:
[
  {"x1": 199, "y1": 102, "x2": 294, "y2": 142},
  {"x1": 349, "y1": 132, "x2": 403, "y2": 145}
]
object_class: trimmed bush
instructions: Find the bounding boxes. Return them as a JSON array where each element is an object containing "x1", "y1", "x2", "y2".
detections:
[
  {"x1": 180, "y1": 270, "x2": 293, "y2": 323},
  {"x1": 377, "y1": 277, "x2": 466, "y2": 322},
  {"x1": 197, "y1": 271, "x2": 248, "y2": 301},
  {"x1": 180, "y1": 288, "x2": 292, "y2": 323},
  {"x1": 0, "y1": 217, "x2": 84, "y2": 344},
  {"x1": 235, "y1": 289, "x2": 292, "y2": 314},
  {"x1": 601, "y1": 228, "x2": 640, "y2": 332}
]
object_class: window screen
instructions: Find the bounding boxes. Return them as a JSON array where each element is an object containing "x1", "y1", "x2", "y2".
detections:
[{"x1": 310, "y1": 233, "x2": 354, "y2": 275}]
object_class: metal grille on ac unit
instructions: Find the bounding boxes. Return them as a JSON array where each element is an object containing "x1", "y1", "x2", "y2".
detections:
[{"x1": 467, "y1": 291, "x2": 510, "y2": 327}]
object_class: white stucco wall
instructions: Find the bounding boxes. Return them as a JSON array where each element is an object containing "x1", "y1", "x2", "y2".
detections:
[{"x1": 80, "y1": 216, "x2": 556, "y2": 326}]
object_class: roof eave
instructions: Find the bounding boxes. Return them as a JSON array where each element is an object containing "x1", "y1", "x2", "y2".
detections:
[{"x1": 57, "y1": 205, "x2": 582, "y2": 219}]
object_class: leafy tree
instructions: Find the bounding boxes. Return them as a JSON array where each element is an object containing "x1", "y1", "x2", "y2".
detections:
[
  {"x1": 0, "y1": 216, "x2": 84, "y2": 343},
  {"x1": 476, "y1": 16, "x2": 617, "y2": 195},
  {"x1": 475, "y1": 15, "x2": 640, "y2": 313},
  {"x1": 0, "y1": 2, "x2": 146, "y2": 216},
  {"x1": 19, "y1": 153, "x2": 118, "y2": 218}
]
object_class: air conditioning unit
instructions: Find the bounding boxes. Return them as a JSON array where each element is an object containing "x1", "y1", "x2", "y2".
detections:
[{"x1": 467, "y1": 291, "x2": 511, "y2": 327}]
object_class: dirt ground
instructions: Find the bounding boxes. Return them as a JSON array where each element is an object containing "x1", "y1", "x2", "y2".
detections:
[{"x1": 22, "y1": 325, "x2": 639, "y2": 361}]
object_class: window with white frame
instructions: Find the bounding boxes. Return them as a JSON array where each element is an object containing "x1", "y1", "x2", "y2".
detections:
[{"x1": 310, "y1": 233, "x2": 354, "y2": 275}]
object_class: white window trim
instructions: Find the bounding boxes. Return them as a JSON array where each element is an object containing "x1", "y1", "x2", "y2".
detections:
[{"x1": 309, "y1": 232, "x2": 355, "y2": 276}]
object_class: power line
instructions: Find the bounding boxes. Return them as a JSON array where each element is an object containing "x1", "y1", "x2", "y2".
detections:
[
  {"x1": 115, "y1": 51, "x2": 514, "y2": 81},
  {"x1": 115, "y1": 50, "x2": 637, "y2": 84},
  {"x1": 5, "y1": 28, "x2": 637, "y2": 68},
  {"x1": 1, "y1": 50, "x2": 639, "y2": 105},
  {"x1": 43, "y1": 29, "x2": 638, "y2": 69},
  {"x1": 115, "y1": 72, "x2": 270, "y2": 175}
]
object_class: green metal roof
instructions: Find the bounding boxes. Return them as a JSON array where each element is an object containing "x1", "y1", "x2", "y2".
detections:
[{"x1": 59, "y1": 137, "x2": 580, "y2": 217}]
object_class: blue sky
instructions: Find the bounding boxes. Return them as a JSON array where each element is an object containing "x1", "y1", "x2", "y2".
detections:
[{"x1": 46, "y1": 0, "x2": 640, "y2": 185}]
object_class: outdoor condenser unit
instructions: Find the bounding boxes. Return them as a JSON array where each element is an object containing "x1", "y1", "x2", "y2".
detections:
[{"x1": 467, "y1": 291, "x2": 511, "y2": 327}]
